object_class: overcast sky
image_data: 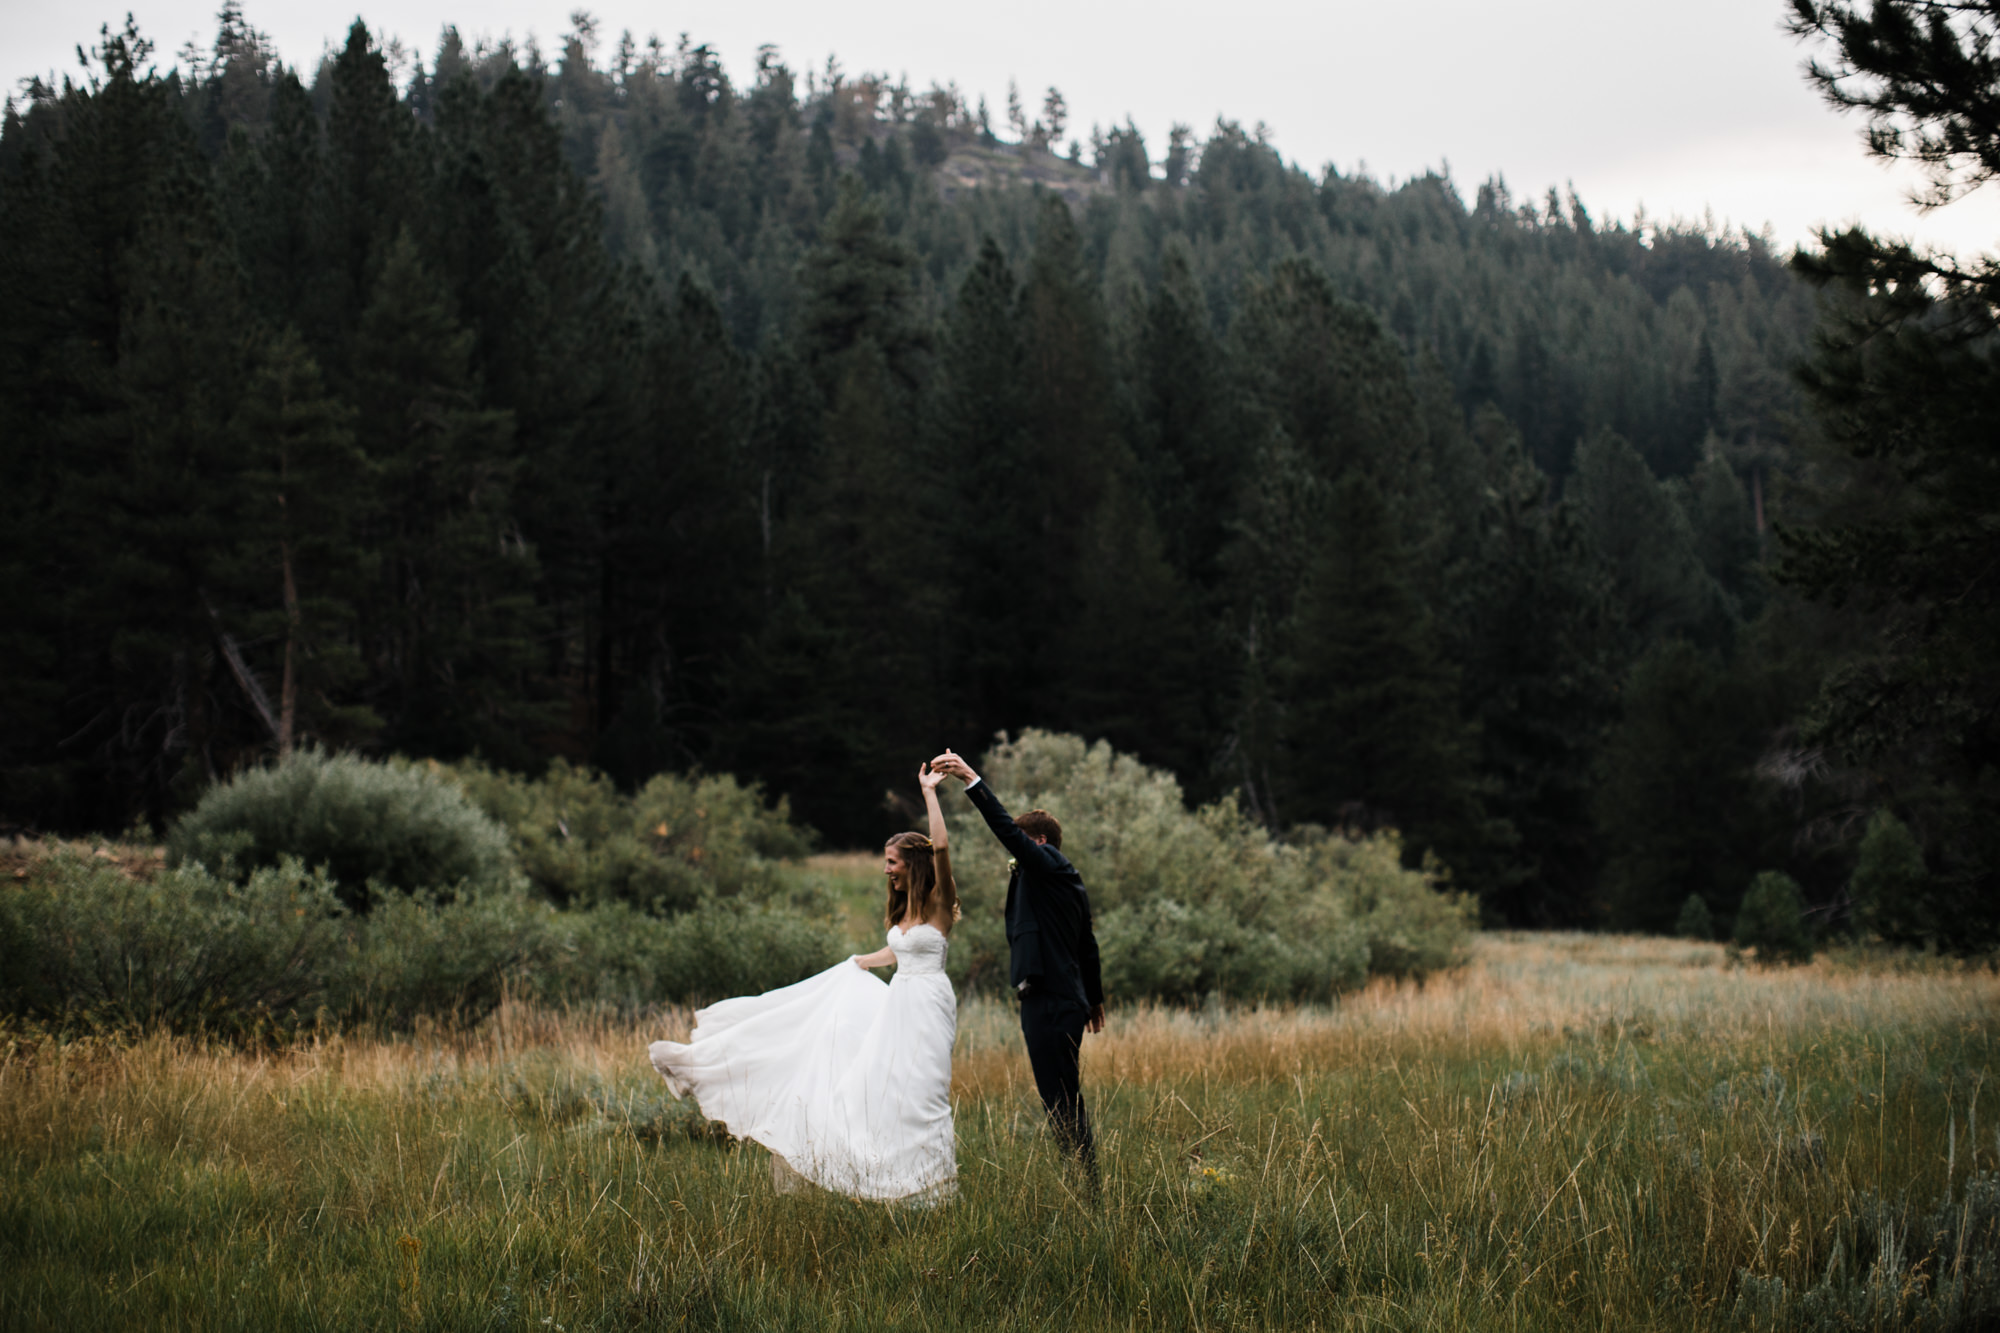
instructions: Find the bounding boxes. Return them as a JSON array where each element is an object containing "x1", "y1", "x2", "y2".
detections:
[{"x1": 10, "y1": 0, "x2": 2000, "y2": 257}]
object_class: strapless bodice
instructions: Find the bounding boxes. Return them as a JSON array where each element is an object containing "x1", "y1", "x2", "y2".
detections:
[{"x1": 888, "y1": 923, "x2": 949, "y2": 977}]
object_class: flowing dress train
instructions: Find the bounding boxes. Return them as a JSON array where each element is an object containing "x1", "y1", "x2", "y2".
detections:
[{"x1": 648, "y1": 923, "x2": 957, "y2": 1202}]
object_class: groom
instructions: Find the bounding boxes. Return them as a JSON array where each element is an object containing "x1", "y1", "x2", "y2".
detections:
[{"x1": 930, "y1": 750, "x2": 1104, "y2": 1182}]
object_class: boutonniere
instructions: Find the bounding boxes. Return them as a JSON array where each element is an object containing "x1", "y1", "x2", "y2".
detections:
[{"x1": 1007, "y1": 857, "x2": 1018, "y2": 870}]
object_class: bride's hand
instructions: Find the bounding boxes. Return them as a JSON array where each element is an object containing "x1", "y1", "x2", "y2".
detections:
[{"x1": 918, "y1": 761, "x2": 945, "y2": 792}]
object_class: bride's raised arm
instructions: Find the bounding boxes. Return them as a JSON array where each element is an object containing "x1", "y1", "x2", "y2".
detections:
[{"x1": 919, "y1": 762, "x2": 958, "y2": 931}]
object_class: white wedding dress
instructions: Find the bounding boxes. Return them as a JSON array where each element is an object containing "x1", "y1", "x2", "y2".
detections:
[{"x1": 648, "y1": 923, "x2": 957, "y2": 1202}]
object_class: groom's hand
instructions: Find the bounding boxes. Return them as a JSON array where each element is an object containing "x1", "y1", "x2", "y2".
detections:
[
  {"x1": 930, "y1": 751, "x2": 977, "y2": 785},
  {"x1": 1087, "y1": 1004, "x2": 1105, "y2": 1034}
]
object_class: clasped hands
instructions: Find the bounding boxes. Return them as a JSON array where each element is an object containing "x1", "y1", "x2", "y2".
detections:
[{"x1": 926, "y1": 750, "x2": 976, "y2": 785}]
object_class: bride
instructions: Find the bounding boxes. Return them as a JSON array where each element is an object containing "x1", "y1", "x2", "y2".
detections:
[{"x1": 648, "y1": 762, "x2": 960, "y2": 1202}]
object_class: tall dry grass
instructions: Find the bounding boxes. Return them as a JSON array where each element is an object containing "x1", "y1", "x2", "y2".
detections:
[{"x1": 2, "y1": 933, "x2": 1995, "y2": 1330}]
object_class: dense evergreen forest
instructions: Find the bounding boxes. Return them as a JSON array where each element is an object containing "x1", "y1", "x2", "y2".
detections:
[{"x1": 2, "y1": 5, "x2": 1990, "y2": 939}]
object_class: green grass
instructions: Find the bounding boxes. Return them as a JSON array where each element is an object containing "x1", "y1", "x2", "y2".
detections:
[{"x1": 2, "y1": 934, "x2": 1995, "y2": 1330}]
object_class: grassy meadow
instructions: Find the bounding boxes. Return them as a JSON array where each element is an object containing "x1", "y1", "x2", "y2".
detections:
[{"x1": 2, "y1": 931, "x2": 1996, "y2": 1331}]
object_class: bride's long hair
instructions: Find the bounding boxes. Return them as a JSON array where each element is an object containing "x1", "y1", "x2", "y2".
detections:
[{"x1": 883, "y1": 831, "x2": 959, "y2": 928}]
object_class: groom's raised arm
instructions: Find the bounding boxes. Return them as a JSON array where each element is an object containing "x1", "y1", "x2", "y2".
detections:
[
  {"x1": 962, "y1": 780, "x2": 1067, "y2": 873},
  {"x1": 934, "y1": 753, "x2": 1067, "y2": 873}
]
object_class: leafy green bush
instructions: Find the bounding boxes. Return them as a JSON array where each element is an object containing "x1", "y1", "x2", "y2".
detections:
[
  {"x1": 1734, "y1": 870, "x2": 1813, "y2": 964},
  {"x1": 41, "y1": 746, "x2": 834, "y2": 1034},
  {"x1": 1849, "y1": 809, "x2": 1932, "y2": 944},
  {"x1": 0, "y1": 851, "x2": 345, "y2": 1033},
  {"x1": 945, "y1": 730, "x2": 1473, "y2": 1000},
  {"x1": 0, "y1": 854, "x2": 844, "y2": 1034},
  {"x1": 546, "y1": 901, "x2": 844, "y2": 1007},
  {"x1": 335, "y1": 891, "x2": 560, "y2": 1028},
  {"x1": 1095, "y1": 897, "x2": 1339, "y2": 1004},
  {"x1": 167, "y1": 750, "x2": 517, "y2": 909},
  {"x1": 326, "y1": 889, "x2": 844, "y2": 1025},
  {"x1": 1675, "y1": 892, "x2": 1715, "y2": 940},
  {"x1": 441, "y1": 759, "x2": 814, "y2": 912},
  {"x1": 1307, "y1": 832, "x2": 1474, "y2": 979}
]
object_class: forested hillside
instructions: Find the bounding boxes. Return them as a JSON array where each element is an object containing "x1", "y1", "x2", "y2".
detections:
[{"x1": 0, "y1": 9, "x2": 1910, "y2": 932}]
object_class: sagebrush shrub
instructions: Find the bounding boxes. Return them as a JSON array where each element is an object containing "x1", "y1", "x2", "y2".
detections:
[
  {"x1": 332, "y1": 890, "x2": 842, "y2": 1025},
  {"x1": 442, "y1": 758, "x2": 637, "y2": 905},
  {"x1": 9, "y1": 750, "x2": 844, "y2": 1035},
  {"x1": 337, "y1": 890, "x2": 560, "y2": 1027},
  {"x1": 945, "y1": 730, "x2": 1472, "y2": 1000},
  {"x1": 0, "y1": 849, "x2": 844, "y2": 1034},
  {"x1": 1308, "y1": 833, "x2": 1472, "y2": 979},
  {"x1": 168, "y1": 749, "x2": 517, "y2": 909},
  {"x1": 0, "y1": 852, "x2": 346, "y2": 1033},
  {"x1": 442, "y1": 758, "x2": 813, "y2": 911},
  {"x1": 1094, "y1": 896, "x2": 1362, "y2": 1004},
  {"x1": 549, "y1": 901, "x2": 843, "y2": 1006}
]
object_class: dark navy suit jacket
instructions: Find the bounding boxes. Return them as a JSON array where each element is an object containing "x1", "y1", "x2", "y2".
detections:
[{"x1": 965, "y1": 780, "x2": 1104, "y2": 1009}]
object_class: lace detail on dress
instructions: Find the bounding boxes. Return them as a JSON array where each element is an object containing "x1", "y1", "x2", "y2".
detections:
[{"x1": 888, "y1": 923, "x2": 949, "y2": 976}]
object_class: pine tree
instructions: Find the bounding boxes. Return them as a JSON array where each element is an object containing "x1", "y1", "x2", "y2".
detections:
[
  {"x1": 1734, "y1": 870, "x2": 1813, "y2": 964},
  {"x1": 592, "y1": 119, "x2": 660, "y2": 274},
  {"x1": 1278, "y1": 472, "x2": 1484, "y2": 868},
  {"x1": 935, "y1": 236, "x2": 1033, "y2": 735},
  {"x1": 224, "y1": 329, "x2": 373, "y2": 757},
  {"x1": 0, "y1": 104, "x2": 76, "y2": 822},
  {"x1": 1130, "y1": 238, "x2": 1235, "y2": 589},
  {"x1": 744, "y1": 338, "x2": 949, "y2": 838},
  {"x1": 349, "y1": 230, "x2": 543, "y2": 761},
  {"x1": 1675, "y1": 892, "x2": 1715, "y2": 939},
  {"x1": 744, "y1": 342, "x2": 824, "y2": 591},
  {"x1": 1017, "y1": 195, "x2": 1121, "y2": 633},
  {"x1": 1230, "y1": 258, "x2": 1421, "y2": 485},
  {"x1": 1569, "y1": 429, "x2": 1729, "y2": 655},
  {"x1": 594, "y1": 275, "x2": 758, "y2": 785},
  {"x1": 425, "y1": 57, "x2": 624, "y2": 750},
  {"x1": 1223, "y1": 259, "x2": 1461, "y2": 831},
  {"x1": 1679, "y1": 445, "x2": 1765, "y2": 620},
  {"x1": 321, "y1": 21, "x2": 415, "y2": 357},
  {"x1": 1595, "y1": 640, "x2": 1775, "y2": 932},
  {"x1": 1053, "y1": 473, "x2": 1208, "y2": 779},
  {"x1": 1780, "y1": 2, "x2": 2000, "y2": 944},
  {"x1": 103, "y1": 154, "x2": 273, "y2": 799},
  {"x1": 796, "y1": 178, "x2": 930, "y2": 398},
  {"x1": 1452, "y1": 411, "x2": 1616, "y2": 923},
  {"x1": 736, "y1": 183, "x2": 942, "y2": 836},
  {"x1": 1848, "y1": 808, "x2": 1934, "y2": 944},
  {"x1": 1010, "y1": 196, "x2": 1211, "y2": 772},
  {"x1": 806, "y1": 115, "x2": 836, "y2": 208},
  {"x1": 0, "y1": 22, "x2": 222, "y2": 825},
  {"x1": 232, "y1": 71, "x2": 324, "y2": 331}
]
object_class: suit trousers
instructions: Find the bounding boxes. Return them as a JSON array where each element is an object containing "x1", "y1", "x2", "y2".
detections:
[{"x1": 1019, "y1": 990, "x2": 1095, "y2": 1172}]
